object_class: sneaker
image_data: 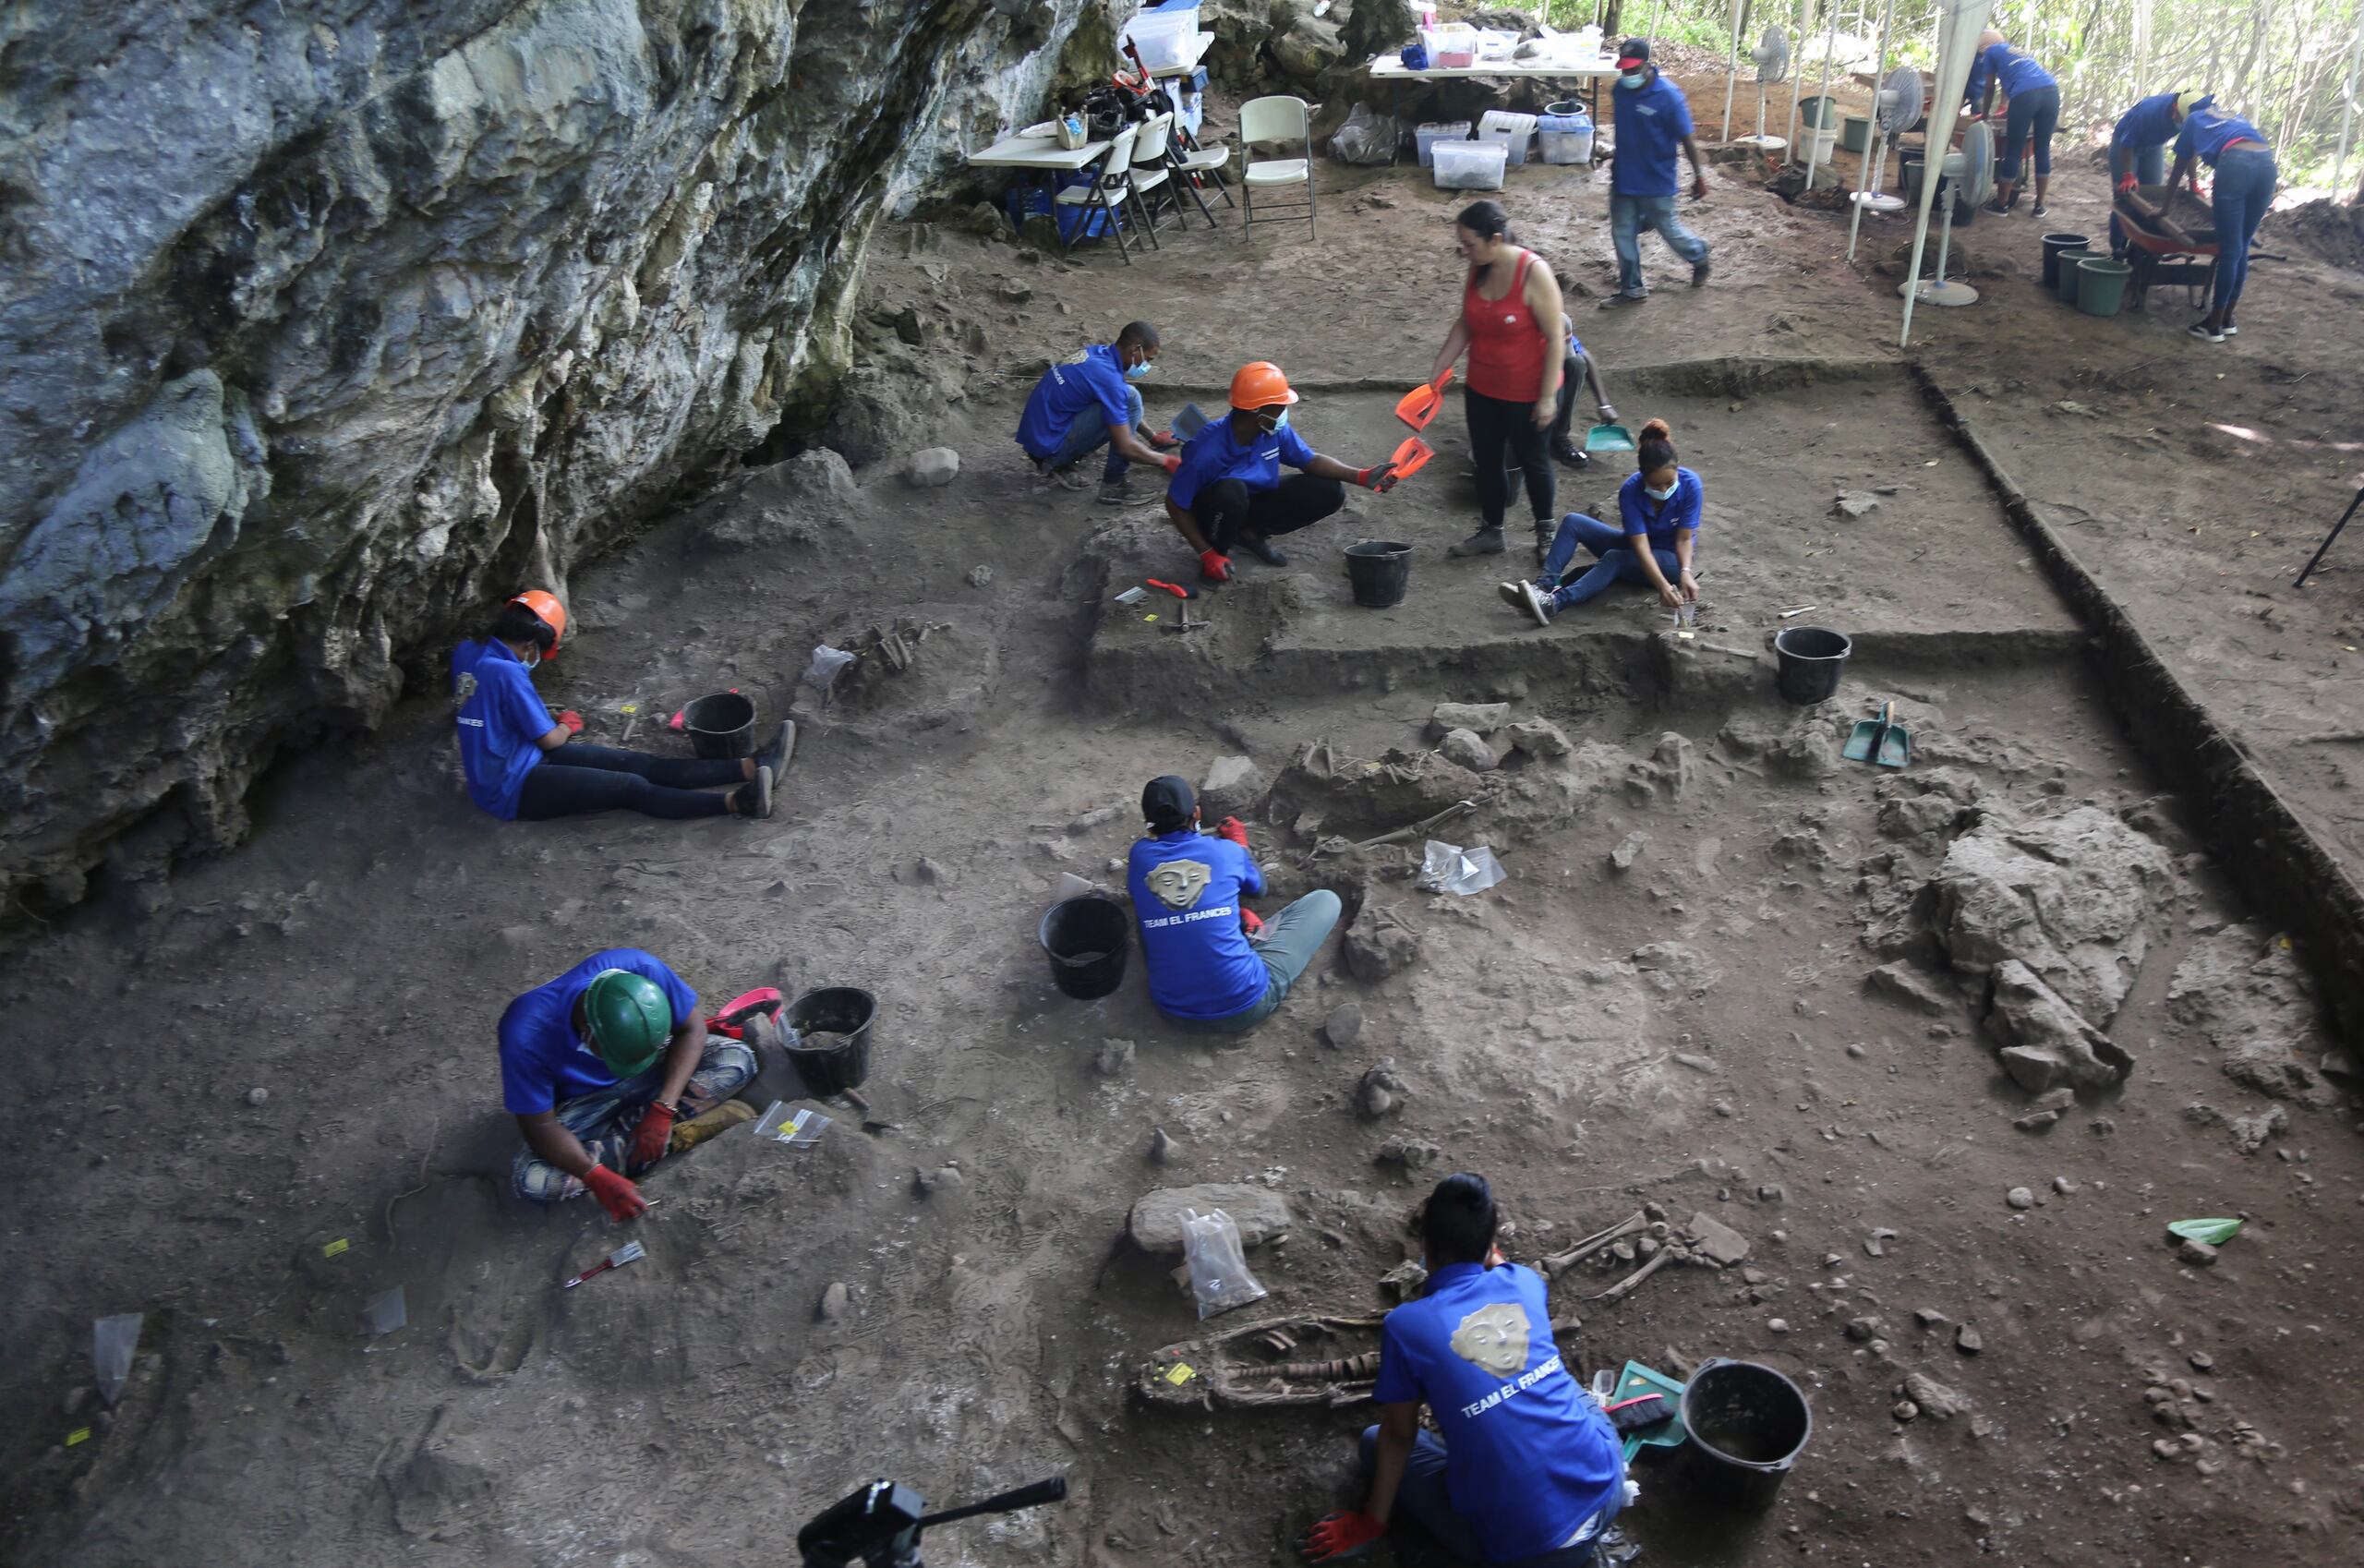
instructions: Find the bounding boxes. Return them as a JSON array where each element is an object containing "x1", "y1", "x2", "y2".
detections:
[
  {"x1": 1042, "y1": 464, "x2": 1092, "y2": 491},
  {"x1": 2221, "y1": 322, "x2": 2239, "y2": 336},
  {"x1": 1516, "y1": 581, "x2": 1556, "y2": 627},
  {"x1": 1447, "y1": 527, "x2": 1507, "y2": 558},
  {"x1": 1496, "y1": 581, "x2": 1535, "y2": 612},
  {"x1": 2188, "y1": 322, "x2": 2225, "y2": 344},
  {"x1": 1532, "y1": 519, "x2": 1556, "y2": 557},
  {"x1": 1236, "y1": 532, "x2": 1290, "y2": 567},
  {"x1": 754, "y1": 720, "x2": 798, "y2": 779},
  {"x1": 1599, "y1": 291, "x2": 1648, "y2": 308},
  {"x1": 735, "y1": 765, "x2": 775, "y2": 820},
  {"x1": 1984, "y1": 199, "x2": 2010, "y2": 216},
  {"x1": 2030, "y1": 202, "x2": 2049, "y2": 218},
  {"x1": 1096, "y1": 476, "x2": 1133, "y2": 506},
  {"x1": 1690, "y1": 258, "x2": 1711, "y2": 288},
  {"x1": 1550, "y1": 440, "x2": 1590, "y2": 468}
]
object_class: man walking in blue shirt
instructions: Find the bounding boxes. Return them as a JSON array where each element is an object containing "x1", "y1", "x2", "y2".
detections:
[
  {"x1": 1603, "y1": 39, "x2": 1711, "y2": 307},
  {"x1": 1301, "y1": 1173, "x2": 1627, "y2": 1564}
]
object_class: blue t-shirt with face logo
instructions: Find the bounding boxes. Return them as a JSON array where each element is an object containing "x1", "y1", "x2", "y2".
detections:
[
  {"x1": 451, "y1": 638, "x2": 552, "y2": 820},
  {"x1": 497, "y1": 948, "x2": 698, "y2": 1116},
  {"x1": 1167, "y1": 416, "x2": 1317, "y2": 510},
  {"x1": 1127, "y1": 829, "x2": 1267, "y2": 1019},
  {"x1": 1373, "y1": 1261, "x2": 1624, "y2": 1562}
]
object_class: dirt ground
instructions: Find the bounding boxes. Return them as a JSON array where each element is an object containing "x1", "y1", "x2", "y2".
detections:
[{"x1": 6, "y1": 66, "x2": 2363, "y2": 1568}]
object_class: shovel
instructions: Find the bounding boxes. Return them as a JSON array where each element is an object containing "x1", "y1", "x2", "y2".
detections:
[
  {"x1": 1583, "y1": 422, "x2": 1636, "y2": 456},
  {"x1": 1843, "y1": 701, "x2": 1912, "y2": 768},
  {"x1": 1394, "y1": 368, "x2": 1453, "y2": 431}
]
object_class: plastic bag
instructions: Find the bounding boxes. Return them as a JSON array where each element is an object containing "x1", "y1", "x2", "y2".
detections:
[
  {"x1": 92, "y1": 1313, "x2": 143, "y2": 1406},
  {"x1": 802, "y1": 644, "x2": 855, "y2": 694},
  {"x1": 1419, "y1": 839, "x2": 1507, "y2": 896},
  {"x1": 1181, "y1": 1208, "x2": 1268, "y2": 1320},
  {"x1": 1329, "y1": 104, "x2": 1400, "y2": 166}
]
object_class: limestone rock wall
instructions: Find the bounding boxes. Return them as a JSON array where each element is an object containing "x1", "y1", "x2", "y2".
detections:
[{"x1": 0, "y1": 0, "x2": 1104, "y2": 906}]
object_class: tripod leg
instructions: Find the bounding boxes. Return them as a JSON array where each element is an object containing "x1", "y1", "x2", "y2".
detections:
[{"x1": 2295, "y1": 486, "x2": 2364, "y2": 589}]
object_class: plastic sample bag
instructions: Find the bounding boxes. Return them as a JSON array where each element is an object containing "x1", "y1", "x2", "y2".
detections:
[
  {"x1": 1181, "y1": 1208, "x2": 1268, "y2": 1320},
  {"x1": 1419, "y1": 839, "x2": 1507, "y2": 896},
  {"x1": 1330, "y1": 105, "x2": 1400, "y2": 166},
  {"x1": 802, "y1": 645, "x2": 855, "y2": 694}
]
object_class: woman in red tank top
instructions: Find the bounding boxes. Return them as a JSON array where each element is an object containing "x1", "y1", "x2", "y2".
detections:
[{"x1": 1422, "y1": 201, "x2": 1567, "y2": 560}]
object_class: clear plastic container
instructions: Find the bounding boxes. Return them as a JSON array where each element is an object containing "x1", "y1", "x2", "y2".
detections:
[
  {"x1": 1431, "y1": 139, "x2": 1508, "y2": 191},
  {"x1": 1478, "y1": 110, "x2": 1538, "y2": 165},
  {"x1": 1474, "y1": 30, "x2": 1519, "y2": 62},
  {"x1": 1124, "y1": 6, "x2": 1200, "y2": 71},
  {"x1": 1415, "y1": 120, "x2": 1473, "y2": 168},
  {"x1": 1422, "y1": 22, "x2": 1477, "y2": 67}
]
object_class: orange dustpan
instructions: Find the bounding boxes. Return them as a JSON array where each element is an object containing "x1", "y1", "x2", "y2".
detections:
[
  {"x1": 1389, "y1": 435, "x2": 1435, "y2": 480},
  {"x1": 1394, "y1": 368, "x2": 1453, "y2": 431}
]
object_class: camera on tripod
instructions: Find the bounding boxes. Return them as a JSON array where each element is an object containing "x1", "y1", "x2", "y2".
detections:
[{"x1": 797, "y1": 1475, "x2": 1067, "y2": 1567}]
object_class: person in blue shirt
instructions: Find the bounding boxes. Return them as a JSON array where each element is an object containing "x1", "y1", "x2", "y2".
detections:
[
  {"x1": 1015, "y1": 321, "x2": 1180, "y2": 504},
  {"x1": 2108, "y1": 90, "x2": 2209, "y2": 257},
  {"x1": 1300, "y1": 1173, "x2": 1626, "y2": 1566},
  {"x1": 500, "y1": 948, "x2": 758, "y2": 1219},
  {"x1": 1502, "y1": 418, "x2": 1700, "y2": 624},
  {"x1": 1128, "y1": 775, "x2": 1341, "y2": 1033},
  {"x1": 1964, "y1": 30, "x2": 2059, "y2": 217},
  {"x1": 1546, "y1": 314, "x2": 1618, "y2": 470},
  {"x1": 451, "y1": 593, "x2": 790, "y2": 823},
  {"x1": 1164, "y1": 361, "x2": 1398, "y2": 583},
  {"x1": 2166, "y1": 103, "x2": 2278, "y2": 343},
  {"x1": 1601, "y1": 39, "x2": 1712, "y2": 307}
]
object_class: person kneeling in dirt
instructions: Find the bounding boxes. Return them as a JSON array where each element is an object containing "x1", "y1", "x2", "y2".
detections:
[
  {"x1": 1300, "y1": 1173, "x2": 1626, "y2": 1566},
  {"x1": 1164, "y1": 362, "x2": 1399, "y2": 584},
  {"x1": 1498, "y1": 419, "x2": 1699, "y2": 626},
  {"x1": 502, "y1": 949, "x2": 757, "y2": 1219},
  {"x1": 1129, "y1": 774, "x2": 1341, "y2": 1032},
  {"x1": 452, "y1": 591, "x2": 790, "y2": 823},
  {"x1": 1015, "y1": 320, "x2": 1182, "y2": 504}
]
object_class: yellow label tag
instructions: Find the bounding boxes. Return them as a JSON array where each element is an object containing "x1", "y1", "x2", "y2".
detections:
[
  {"x1": 321, "y1": 1237, "x2": 350, "y2": 1259},
  {"x1": 65, "y1": 1428, "x2": 91, "y2": 1447},
  {"x1": 1164, "y1": 1363, "x2": 1197, "y2": 1385},
  {"x1": 620, "y1": 702, "x2": 641, "y2": 714},
  {"x1": 1144, "y1": 613, "x2": 1160, "y2": 622}
]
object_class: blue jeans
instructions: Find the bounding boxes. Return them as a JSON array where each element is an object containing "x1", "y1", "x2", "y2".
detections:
[
  {"x1": 1163, "y1": 890, "x2": 1341, "y2": 1034},
  {"x1": 1358, "y1": 1425, "x2": 1625, "y2": 1566},
  {"x1": 2105, "y1": 141, "x2": 2166, "y2": 252},
  {"x1": 1043, "y1": 384, "x2": 1145, "y2": 482},
  {"x1": 1999, "y1": 84, "x2": 2059, "y2": 182},
  {"x1": 1534, "y1": 513, "x2": 1683, "y2": 609},
  {"x1": 1609, "y1": 193, "x2": 1708, "y2": 298},
  {"x1": 2209, "y1": 146, "x2": 2276, "y2": 317},
  {"x1": 513, "y1": 1034, "x2": 758, "y2": 1201}
]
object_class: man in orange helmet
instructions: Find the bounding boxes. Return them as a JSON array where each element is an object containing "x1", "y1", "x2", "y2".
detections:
[
  {"x1": 1164, "y1": 362, "x2": 1401, "y2": 583},
  {"x1": 451, "y1": 591, "x2": 791, "y2": 822}
]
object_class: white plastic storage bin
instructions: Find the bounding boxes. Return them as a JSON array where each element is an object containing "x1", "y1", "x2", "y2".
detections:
[
  {"x1": 1422, "y1": 23, "x2": 1477, "y2": 67},
  {"x1": 1431, "y1": 139, "x2": 1508, "y2": 191},
  {"x1": 1122, "y1": 6, "x2": 1200, "y2": 71},
  {"x1": 1478, "y1": 110, "x2": 1538, "y2": 166},
  {"x1": 1537, "y1": 108, "x2": 1594, "y2": 165},
  {"x1": 1474, "y1": 30, "x2": 1519, "y2": 63},
  {"x1": 1415, "y1": 120, "x2": 1473, "y2": 168}
]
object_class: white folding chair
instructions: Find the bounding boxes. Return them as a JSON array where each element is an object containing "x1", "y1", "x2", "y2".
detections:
[
  {"x1": 1132, "y1": 111, "x2": 1218, "y2": 233},
  {"x1": 1238, "y1": 95, "x2": 1315, "y2": 239},
  {"x1": 1056, "y1": 124, "x2": 1147, "y2": 262}
]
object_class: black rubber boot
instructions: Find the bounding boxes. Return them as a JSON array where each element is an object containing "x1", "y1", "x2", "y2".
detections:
[
  {"x1": 1447, "y1": 526, "x2": 1506, "y2": 558},
  {"x1": 1236, "y1": 533, "x2": 1290, "y2": 567}
]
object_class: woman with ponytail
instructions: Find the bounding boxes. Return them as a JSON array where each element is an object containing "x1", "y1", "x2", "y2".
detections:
[{"x1": 1501, "y1": 418, "x2": 1700, "y2": 625}]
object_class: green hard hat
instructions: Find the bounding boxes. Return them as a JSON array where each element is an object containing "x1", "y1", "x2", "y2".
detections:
[{"x1": 583, "y1": 969, "x2": 672, "y2": 1076}]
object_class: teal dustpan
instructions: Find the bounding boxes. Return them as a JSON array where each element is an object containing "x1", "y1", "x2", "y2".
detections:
[
  {"x1": 1584, "y1": 422, "x2": 1636, "y2": 455},
  {"x1": 1610, "y1": 1359, "x2": 1687, "y2": 1463}
]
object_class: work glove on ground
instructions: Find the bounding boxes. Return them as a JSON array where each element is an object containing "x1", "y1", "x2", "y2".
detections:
[
  {"x1": 626, "y1": 1103, "x2": 677, "y2": 1173},
  {"x1": 1200, "y1": 549, "x2": 1234, "y2": 584},
  {"x1": 1215, "y1": 816, "x2": 1250, "y2": 849},
  {"x1": 1298, "y1": 1511, "x2": 1384, "y2": 1562},
  {"x1": 583, "y1": 1163, "x2": 649, "y2": 1222},
  {"x1": 557, "y1": 709, "x2": 585, "y2": 734}
]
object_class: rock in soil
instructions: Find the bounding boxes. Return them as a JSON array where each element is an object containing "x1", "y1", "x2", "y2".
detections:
[
  {"x1": 1508, "y1": 718, "x2": 1573, "y2": 758},
  {"x1": 1357, "y1": 1060, "x2": 1408, "y2": 1119},
  {"x1": 1128, "y1": 1184, "x2": 1293, "y2": 1254},
  {"x1": 1437, "y1": 728, "x2": 1496, "y2": 773},
  {"x1": 1865, "y1": 962, "x2": 1952, "y2": 1016},
  {"x1": 1609, "y1": 831, "x2": 1648, "y2": 873},
  {"x1": 1376, "y1": 1138, "x2": 1441, "y2": 1173},
  {"x1": 1903, "y1": 1370, "x2": 1971, "y2": 1419},
  {"x1": 1093, "y1": 1038, "x2": 1136, "y2": 1076},
  {"x1": 1322, "y1": 1004, "x2": 1366, "y2": 1049},
  {"x1": 902, "y1": 446, "x2": 960, "y2": 488},
  {"x1": 1430, "y1": 702, "x2": 1511, "y2": 736},
  {"x1": 1984, "y1": 959, "x2": 2133, "y2": 1092},
  {"x1": 1956, "y1": 1324, "x2": 1984, "y2": 1354},
  {"x1": 1343, "y1": 905, "x2": 1422, "y2": 983},
  {"x1": 817, "y1": 1282, "x2": 851, "y2": 1321},
  {"x1": 1685, "y1": 1212, "x2": 1750, "y2": 1266},
  {"x1": 1149, "y1": 1127, "x2": 1181, "y2": 1165},
  {"x1": 1200, "y1": 754, "x2": 1267, "y2": 820},
  {"x1": 2176, "y1": 1238, "x2": 2220, "y2": 1268},
  {"x1": 2006, "y1": 1186, "x2": 2036, "y2": 1210}
]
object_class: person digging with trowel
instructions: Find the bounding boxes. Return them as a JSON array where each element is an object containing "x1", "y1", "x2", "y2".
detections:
[
  {"x1": 1015, "y1": 320, "x2": 1182, "y2": 505},
  {"x1": 1498, "y1": 418, "x2": 1700, "y2": 627},
  {"x1": 452, "y1": 591, "x2": 790, "y2": 823},
  {"x1": 1128, "y1": 775, "x2": 1341, "y2": 1031},
  {"x1": 1165, "y1": 362, "x2": 1401, "y2": 584},
  {"x1": 1300, "y1": 1172, "x2": 1627, "y2": 1566},
  {"x1": 502, "y1": 949, "x2": 759, "y2": 1217}
]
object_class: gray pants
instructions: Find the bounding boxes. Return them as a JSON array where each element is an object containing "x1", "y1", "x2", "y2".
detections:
[{"x1": 1164, "y1": 890, "x2": 1343, "y2": 1034}]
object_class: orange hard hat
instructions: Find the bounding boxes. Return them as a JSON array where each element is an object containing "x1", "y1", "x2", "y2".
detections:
[
  {"x1": 509, "y1": 589, "x2": 567, "y2": 656},
  {"x1": 1228, "y1": 361, "x2": 1299, "y2": 412}
]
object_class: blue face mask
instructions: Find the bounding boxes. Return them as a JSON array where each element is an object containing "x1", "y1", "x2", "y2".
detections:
[
  {"x1": 1125, "y1": 357, "x2": 1153, "y2": 382},
  {"x1": 1259, "y1": 409, "x2": 1290, "y2": 432},
  {"x1": 1620, "y1": 70, "x2": 1646, "y2": 90},
  {"x1": 1646, "y1": 482, "x2": 1676, "y2": 501}
]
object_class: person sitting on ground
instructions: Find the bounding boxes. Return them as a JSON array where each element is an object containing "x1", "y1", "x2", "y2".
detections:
[
  {"x1": 501, "y1": 948, "x2": 759, "y2": 1218},
  {"x1": 1015, "y1": 320, "x2": 1181, "y2": 504},
  {"x1": 2166, "y1": 101, "x2": 2278, "y2": 344},
  {"x1": 452, "y1": 591, "x2": 790, "y2": 823},
  {"x1": 2108, "y1": 90, "x2": 2209, "y2": 259},
  {"x1": 1164, "y1": 363, "x2": 1398, "y2": 584},
  {"x1": 1601, "y1": 38, "x2": 1711, "y2": 307},
  {"x1": 1500, "y1": 418, "x2": 1699, "y2": 626},
  {"x1": 1299, "y1": 1172, "x2": 1626, "y2": 1567},
  {"x1": 1548, "y1": 314, "x2": 1617, "y2": 471},
  {"x1": 1128, "y1": 775, "x2": 1341, "y2": 1032},
  {"x1": 1965, "y1": 29, "x2": 2060, "y2": 217}
]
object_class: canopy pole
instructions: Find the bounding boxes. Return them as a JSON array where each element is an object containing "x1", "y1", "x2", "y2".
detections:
[
  {"x1": 1845, "y1": 0, "x2": 1899, "y2": 261},
  {"x1": 1785, "y1": 0, "x2": 1812, "y2": 150},
  {"x1": 1900, "y1": 0, "x2": 1995, "y2": 347},
  {"x1": 2334, "y1": 9, "x2": 2364, "y2": 199},
  {"x1": 1803, "y1": 0, "x2": 1839, "y2": 188},
  {"x1": 1720, "y1": 0, "x2": 1745, "y2": 141}
]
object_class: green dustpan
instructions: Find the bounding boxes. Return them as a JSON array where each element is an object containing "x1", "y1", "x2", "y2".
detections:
[
  {"x1": 1584, "y1": 422, "x2": 1636, "y2": 455},
  {"x1": 1843, "y1": 701, "x2": 1912, "y2": 768},
  {"x1": 1610, "y1": 1359, "x2": 1687, "y2": 1463}
]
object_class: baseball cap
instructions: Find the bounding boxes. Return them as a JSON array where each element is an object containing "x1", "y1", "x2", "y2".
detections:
[
  {"x1": 1141, "y1": 775, "x2": 1196, "y2": 831},
  {"x1": 1617, "y1": 38, "x2": 1650, "y2": 67}
]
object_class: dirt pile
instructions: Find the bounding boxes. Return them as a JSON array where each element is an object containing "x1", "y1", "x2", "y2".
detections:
[{"x1": 2266, "y1": 198, "x2": 2364, "y2": 272}]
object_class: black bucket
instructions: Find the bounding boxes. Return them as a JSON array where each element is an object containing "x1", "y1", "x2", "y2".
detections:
[
  {"x1": 1344, "y1": 541, "x2": 1413, "y2": 609},
  {"x1": 2041, "y1": 231, "x2": 2092, "y2": 290},
  {"x1": 1677, "y1": 1358, "x2": 1813, "y2": 1510},
  {"x1": 1039, "y1": 896, "x2": 1129, "y2": 1000},
  {"x1": 683, "y1": 691, "x2": 757, "y2": 759},
  {"x1": 781, "y1": 986, "x2": 874, "y2": 1094},
  {"x1": 1771, "y1": 626, "x2": 1851, "y2": 706}
]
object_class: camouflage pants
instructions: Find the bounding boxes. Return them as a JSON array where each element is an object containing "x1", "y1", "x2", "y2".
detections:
[{"x1": 513, "y1": 1033, "x2": 756, "y2": 1203}]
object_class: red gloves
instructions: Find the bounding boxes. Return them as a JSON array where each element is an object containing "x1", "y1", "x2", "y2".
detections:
[
  {"x1": 583, "y1": 1163, "x2": 648, "y2": 1222},
  {"x1": 2115, "y1": 172, "x2": 2138, "y2": 195},
  {"x1": 1357, "y1": 464, "x2": 1399, "y2": 493},
  {"x1": 1200, "y1": 549, "x2": 1233, "y2": 583},
  {"x1": 1240, "y1": 907, "x2": 1266, "y2": 938},
  {"x1": 557, "y1": 709, "x2": 585, "y2": 734},
  {"x1": 1300, "y1": 1511, "x2": 1384, "y2": 1562},
  {"x1": 1215, "y1": 815, "x2": 1250, "y2": 848},
  {"x1": 627, "y1": 1103, "x2": 677, "y2": 1172},
  {"x1": 1161, "y1": 453, "x2": 1183, "y2": 475}
]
